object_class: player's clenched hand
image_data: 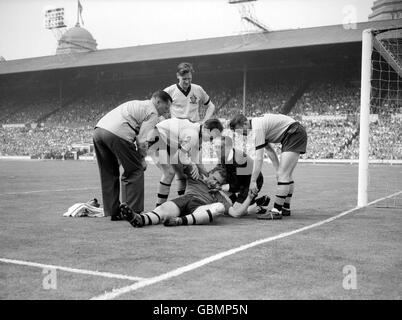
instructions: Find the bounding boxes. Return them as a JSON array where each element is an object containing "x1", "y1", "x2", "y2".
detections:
[
  {"x1": 190, "y1": 164, "x2": 199, "y2": 180},
  {"x1": 249, "y1": 188, "x2": 258, "y2": 198},
  {"x1": 249, "y1": 181, "x2": 258, "y2": 195}
]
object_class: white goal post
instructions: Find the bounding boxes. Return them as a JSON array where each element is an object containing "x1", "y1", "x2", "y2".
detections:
[
  {"x1": 357, "y1": 29, "x2": 372, "y2": 207},
  {"x1": 358, "y1": 27, "x2": 402, "y2": 207}
]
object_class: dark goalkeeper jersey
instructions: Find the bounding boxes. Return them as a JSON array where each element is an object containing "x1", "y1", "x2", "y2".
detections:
[{"x1": 185, "y1": 177, "x2": 232, "y2": 213}]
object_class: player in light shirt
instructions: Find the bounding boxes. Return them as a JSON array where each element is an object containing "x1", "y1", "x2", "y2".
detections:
[
  {"x1": 164, "y1": 62, "x2": 215, "y2": 123},
  {"x1": 149, "y1": 117, "x2": 224, "y2": 181},
  {"x1": 154, "y1": 62, "x2": 217, "y2": 206},
  {"x1": 229, "y1": 113, "x2": 307, "y2": 220}
]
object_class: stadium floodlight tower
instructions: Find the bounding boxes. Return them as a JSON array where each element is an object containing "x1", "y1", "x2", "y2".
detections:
[
  {"x1": 44, "y1": 7, "x2": 67, "y2": 40},
  {"x1": 229, "y1": 0, "x2": 269, "y2": 34},
  {"x1": 358, "y1": 26, "x2": 402, "y2": 208},
  {"x1": 229, "y1": 0, "x2": 270, "y2": 113}
]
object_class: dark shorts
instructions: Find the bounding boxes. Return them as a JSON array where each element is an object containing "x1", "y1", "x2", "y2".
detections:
[
  {"x1": 230, "y1": 173, "x2": 264, "y2": 204},
  {"x1": 170, "y1": 194, "x2": 207, "y2": 216},
  {"x1": 280, "y1": 122, "x2": 307, "y2": 154}
]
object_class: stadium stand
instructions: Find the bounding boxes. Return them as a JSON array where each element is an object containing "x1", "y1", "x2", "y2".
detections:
[{"x1": 1, "y1": 78, "x2": 400, "y2": 160}]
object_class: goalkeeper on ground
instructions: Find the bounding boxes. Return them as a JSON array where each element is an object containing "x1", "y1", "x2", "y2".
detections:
[{"x1": 119, "y1": 164, "x2": 266, "y2": 228}]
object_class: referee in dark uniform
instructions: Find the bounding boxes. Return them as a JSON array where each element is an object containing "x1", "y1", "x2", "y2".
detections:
[{"x1": 93, "y1": 90, "x2": 172, "y2": 220}]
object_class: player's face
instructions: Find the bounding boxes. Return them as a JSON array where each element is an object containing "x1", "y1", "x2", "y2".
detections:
[
  {"x1": 206, "y1": 171, "x2": 225, "y2": 189},
  {"x1": 156, "y1": 99, "x2": 171, "y2": 117},
  {"x1": 177, "y1": 72, "x2": 192, "y2": 90}
]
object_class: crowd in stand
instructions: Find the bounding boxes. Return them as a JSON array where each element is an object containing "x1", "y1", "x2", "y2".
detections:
[
  {"x1": 213, "y1": 83, "x2": 296, "y2": 119},
  {"x1": 0, "y1": 125, "x2": 93, "y2": 158},
  {"x1": 292, "y1": 81, "x2": 360, "y2": 115},
  {"x1": 0, "y1": 80, "x2": 401, "y2": 160}
]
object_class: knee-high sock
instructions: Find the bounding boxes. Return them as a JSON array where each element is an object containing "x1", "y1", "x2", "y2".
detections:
[
  {"x1": 157, "y1": 181, "x2": 171, "y2": 206},
  {"x1": 273, "y1": 181, "x2": 291, "y2": 213},
  {"x1": 283, "y1": 181, "x2": 294, "y2": 210},
  {"x1": 140, "y1": 211, "x2": 162, "y2": 226},
  {"x1": 176, "y1": 178, "x2": 186, "y2": 196},
  {"x1": 181, "y1": 203, "x2": 225, "y2": 225}
]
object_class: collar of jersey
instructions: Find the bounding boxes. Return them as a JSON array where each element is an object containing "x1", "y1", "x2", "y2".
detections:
[{"x1": 177, "y1": 84, "x2": 191, "y2": 97}]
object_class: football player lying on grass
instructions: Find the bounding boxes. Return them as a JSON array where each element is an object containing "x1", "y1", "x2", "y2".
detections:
[{"x1": 119, "y1": 165, "x2": 269, "y2": 227}]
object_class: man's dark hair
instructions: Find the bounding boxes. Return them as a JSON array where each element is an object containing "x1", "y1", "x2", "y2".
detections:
[
  {"x1": 204, "y1": 118, "x2": 224, "y2": 132},
  {"x1": 177, "y1": 62, "x2": 194, "y2": 76},
  {"x1": 229, "y1": 114, "x2": 248, "y2": 131},
  {"x1": 152, "y1": 90, "x2": 172, "y2": 103}
]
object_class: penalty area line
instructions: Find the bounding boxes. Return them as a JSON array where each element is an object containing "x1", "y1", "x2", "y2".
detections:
[
  {"x1": 90, "y1": 190, "x2": 402, "y2": 300},
  {"x1": 0, "y1": 258, "x2": 145, "y2": 282}
]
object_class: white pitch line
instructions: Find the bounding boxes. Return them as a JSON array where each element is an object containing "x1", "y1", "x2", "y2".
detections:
[
  {"x1": 0, "y1": 187, "x2": 98, "y2": 196},
  {"x1": 0, "y1": 258, "x2": 145, "y2": 282},
  {"x1": 91, "y1": 190, "x2": 402, "y2": 300}
]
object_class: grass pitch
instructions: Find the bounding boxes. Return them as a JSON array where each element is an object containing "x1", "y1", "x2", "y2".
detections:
[{"x1": 0, "y1": 159, "x2": 401, "y2": 299}]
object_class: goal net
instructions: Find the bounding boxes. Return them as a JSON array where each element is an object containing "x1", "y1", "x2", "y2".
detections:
[{"x1": 358, "y1": 27, "x2": 402, "y2": 208}]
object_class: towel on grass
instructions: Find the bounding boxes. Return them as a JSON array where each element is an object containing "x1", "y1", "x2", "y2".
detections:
[{"x1": 63, "y1": 203, "x2": 104, "y2": 218}]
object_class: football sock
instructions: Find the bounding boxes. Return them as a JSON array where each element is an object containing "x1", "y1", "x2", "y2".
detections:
[
  {"x1": 273, "y1": 181, "x2": 291, "y2": 213},
  {"x1": 157, "y1": 181, "x2": 171, "y2": 206},
  {"x1": 283, "y1": 181, "x2": 294, "y2": 211},
  {"x1": 182, "y1": 203, "x2": 225, "y2": 225},
  {"x1": 140, "y1": 211, "x2": 162, "y2": 226},
  {"x1": 176, "y1": 178, "x2": 186, "y2": 196}
]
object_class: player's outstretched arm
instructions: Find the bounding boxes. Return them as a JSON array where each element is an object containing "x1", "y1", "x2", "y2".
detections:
[
  {"x1": 228, "y1": 190, "x2": 255, "y2": 218},
  {"x1": 249, "y1": 148, "x2": 264, "y2": 193},
  {"x1": 202, "y1": 101, "x2": 216, "y2": 124},
  {"x1": 196, "y1": 163, "x2": 208, "y2": 177}
]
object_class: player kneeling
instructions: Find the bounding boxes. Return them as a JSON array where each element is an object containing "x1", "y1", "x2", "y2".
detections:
[{"x1": 120, "y1": 166, "x2": 259, "y2": 228}]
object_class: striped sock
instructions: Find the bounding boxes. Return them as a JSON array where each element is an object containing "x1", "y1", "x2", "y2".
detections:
[
  {"x1": 181, "y1": 211, "x2": 212, "y2": 225},
  {"x1": 176, "y1": 178, "x2": 186, "y2": 196},
  {"x1": 140, "y1": 211, "x2": 162, "y2": 226},
  {"x1": 157, "y1": 181, "x2": 171, "y2": 206},
  {"x1": 283, "y1": 181, "x2": 294, "y2": 211},
  {"x1": 182, "y1": 203, "x2": 224, "y2": 225},
  {"x1": 273, "y1": 181, "x2": 291, "y2": 213}
]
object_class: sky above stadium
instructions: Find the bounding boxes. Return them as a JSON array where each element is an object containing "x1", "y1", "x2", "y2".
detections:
[{"x1": 0, "y1": 0, "x2": 374, "y2": 61}]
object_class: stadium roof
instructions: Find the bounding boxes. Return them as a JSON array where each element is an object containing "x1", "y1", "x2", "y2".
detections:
[{"x1": 0, "y1": 18, "x2": 401, "y2": 75}]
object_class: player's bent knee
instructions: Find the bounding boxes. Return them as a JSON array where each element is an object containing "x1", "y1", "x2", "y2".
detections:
[
  {"x1": 155, "y1": 201, "x2": 180, "y2": 220},
  {"x1": 277, "y1": 170, "x2": 291, "y2": 182},
  {"x1": 209, "y1": 202, "x2": 225, "y2": 215},
  {"x1": 161, "y1": 170, "x2": 175, "y2": 182}
]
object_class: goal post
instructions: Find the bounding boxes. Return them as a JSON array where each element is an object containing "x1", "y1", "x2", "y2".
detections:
[
  {"x1": 357, "y1": 29, "x2": 372, "y2": 207},
  {"x1": 358, "y1": 27, "x2": 402, "y2": 208}
]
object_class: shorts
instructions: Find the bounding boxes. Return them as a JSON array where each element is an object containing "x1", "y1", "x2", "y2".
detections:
[
  {"x1": 170, "y1": 194, "x2": 207, "y2": 216},
  {"x1": 280, "y1": 122, "x2": 307, "y2": 154}
]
